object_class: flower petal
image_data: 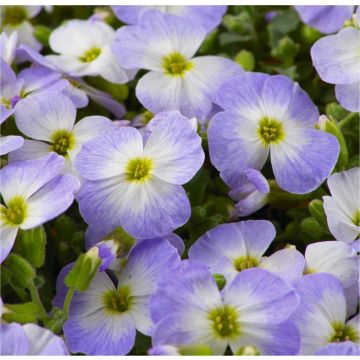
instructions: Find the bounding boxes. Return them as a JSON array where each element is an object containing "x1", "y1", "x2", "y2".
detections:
[
  {"x1": 8, "y1": 139, "x2": 50, "y2": 162},
  {"x1": 0, "y1": 135, "x2": 24, "y2": 156},
  {"x1": 335, "y1": 81, "x2": 360, "y2": 113},
  {"x1": 0, "y1": 216, "x2": 18, "y2": 264}
]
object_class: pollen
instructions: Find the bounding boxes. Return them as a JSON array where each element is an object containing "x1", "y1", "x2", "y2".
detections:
[
  {"x1": 352, "y1": 210, "x2": 360, "y2": 227},
  {"x1": 103, "y1": 286, "x2": 132, "y2": 314},
  {"x1": 233, "y1": 255, "x2": 260, "y2": 272},
  {"x1": 162, "y1": 52, "x2": 193, "y2": 76},
  {"x1": 208, "y1": 305, "x2": 240, "y2": 338},
  {"x1": 3, "y1": 6, "x2": 28, "y2": 26},
  {"x1": 79, "y1": 47, "x2": 102, "y2": 63},
  {"x1": 257, "y1": 117, "x2": 285, "y2": 145},
  {"x1": 1, "y1": 196, "x2": 27, "y2": 226},
  {"x1": 50, "y1": 129, "x2": 75, "y2": 156},
  {"x1": 125, "y1": 157, "x2": 153, "y2": 182},
  {"x1": 329, "y1": 322, "x2": 359, "y2": 343}
]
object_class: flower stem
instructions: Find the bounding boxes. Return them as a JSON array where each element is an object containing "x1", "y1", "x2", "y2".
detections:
[
  {"x1": 63, "y1": 288, "x2": 75, "y2": 319},
  {"x1": 338, "y1": 113, "x2": 359, "y2": 129},
  {"x1": 28, "y1": 280, "x2": 49, "y2": 320}
]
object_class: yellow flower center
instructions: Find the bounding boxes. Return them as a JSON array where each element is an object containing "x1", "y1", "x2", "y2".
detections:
[
  {"x1": 233, "y1": 255, "x2": 259, "y2": 272},
  {"x1": 79, "y1": 47, "x2": 101, "y2": 63},
  {"x1": 208, "y1": 305, "x2": 240, "y2": 338},
  {"x1": 162, "y1": 52, "x2": 193, "y2": 76},
  {"x1": 329, "y1": 322, "x2": 359, "y2": 343},
  {"x1": 125, "y1": 157, "x2": 153, "y2": 182},
  {"x1": 352, "y1": 210, "x2": 360, "y2": 227},
  {"x1": 258, "y1": 117, "x2": 285, "y2": 145},
  {"x1": 50, "y1": 130, "x2": 75, "y2": 156},
  {"x1": 3, "y1": 6, "x2": 28, "y2": 26},
  {"x1": 1, "y1": 196, "x2": 27, "y2": 226},
  {"x1": 102, "y1": 286, "x2": 132, "y2": 314}
]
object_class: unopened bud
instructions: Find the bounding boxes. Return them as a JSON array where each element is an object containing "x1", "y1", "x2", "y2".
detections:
[{"x1": 235, "y1": 50, "x2": 255, "y2": 71}]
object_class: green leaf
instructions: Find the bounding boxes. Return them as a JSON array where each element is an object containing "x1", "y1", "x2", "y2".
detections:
[{"x1": 3, "y1": 302, "x2": 40, "y2": 323}]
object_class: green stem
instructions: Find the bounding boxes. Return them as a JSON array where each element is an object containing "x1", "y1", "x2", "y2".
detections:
[
  {"x1": 63, "y1": 288, "x2": 75, "y2": 319},
  {"x1": 338, "y1": 113, "x2": 359, "y2": 129},
  {"x1": 28, "y1": 280, "x2": 49, "y2": 319}
]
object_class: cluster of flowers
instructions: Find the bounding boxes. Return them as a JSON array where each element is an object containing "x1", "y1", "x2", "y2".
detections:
[{"x1": 0, "y1": 5, "x2": 359, "y2": 356}]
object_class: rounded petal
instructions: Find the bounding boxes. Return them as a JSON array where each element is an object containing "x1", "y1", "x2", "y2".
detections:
[
  {"x1": 260, "y1": 248, "x2": 305, "y2": 284},
  {"x1": 0, "y1": 135, "x2": 24, "y2": 155},
  {"x1": 270, "y1": 128, "x2": 339, "y2": 194},
  {"x1": 311, "y1": 27, "x2": 360, "y2": 84},
  {"x1": 75, "y1": 126, "x2": 143, "y2": 181},
  {"x1": 0, "y1": 152, "x2": 64, "y2": 202},
  {"x1": 208, "y1": 111, "x2": 268, "y2": 188},
  {"x1": 113, "y1": 11, "x2": 206, "y2": 71},
  {"x1": 22, "y1": 324, "x2": 69, "y2": 355},
  {"x1": 305, "y1": 241, "x2": 358, "y2": 288},
  {"x1": 295, "y1": 6, "x2": 354, "y2": 34},
  {"x1": 223, "y1": 268, "x2": 300, "y2": 324},
  {"x1": 21, "y1": 174, "x2": 80, "y2": 230},
  {"x1": 14, "y1": 91, "x2": 76, "y2": 141},
  {"x1": 8, "y1": 139, "x2": 50, "y2": 162},
  {"x1": 291, "y1": 273, "x2": 347, "y2": 355},
  {"x1": 143, "y1": 111, "x2": 204, "y2": 184},
  {"x1": 335, "y1": 81, "x2": 360, "y2": 113},
  {"x1": 315, "y1": 341, "x2": 360, "y2": 355},
  {"x1": 0, "y1": 323, "x2": 29, "y2": 355}
]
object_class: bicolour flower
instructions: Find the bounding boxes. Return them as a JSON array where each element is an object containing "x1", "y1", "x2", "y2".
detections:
[
  {"x1": 55, "y1": 238, "x2": 180, "y2": 355},
  {"x1": 75, "y1": 111, "x2": 205, "y2": 239},
  {"x1": 323, "y1": 168, "x2": 360, "y2": 244},
  {"x1": 47, "y1": 19, "x2": 135, "y2": 84},
  {"x1": 208, "y1": 73, "x2": 340, "y2": 194},
  {"x1": 17, "y1": 44, "x2": 126, "y2": 115},
  {"x1": 315, "y1": 341, "x2": 360, "y2": 355},
  {"x1": 0, "y1": 153, "x2": 80, "y2": 263},
  {"x1": 304, "y1": 241, "x2": 358, "y2": 288},
  {"x1": 0, "y1": 323, "x2": 69, "y2": 355},
  {"x1": 111, "y1": 5, "x2": 227, "y2": 33},
  {"x1": 188, "y1": 220, "x2": 304, "y2": 284},
  {"x1": 1, "y1": 6, "x2": 42, "y2": 50},
  {"x1": 112, "y1": 11, "x2": 243, "y2": 122},
  {"x1": 311, "y1": 9, "x2": 360, "y2": 112},
  {"x1": 0, "y1": 60, "x2": 69, "y2": 122},
  {"x1": 10, "y1": 91, "x2": 115, "y2": 174},
  {"x1": 228, "y1": 168, "x2": 270, "y2": 216},
  {"x1": 150, "y1": 261, "x2": 300, "y2": 355},
  {"x1": 294, "y1": 6, "x2": 354, "y2": 34},
  {"x1": 291, "y1": 273, "x2": 359, "y2": 355},
  {"x1": 0, "y1": 31, "x2": 18, "y2": 64}
]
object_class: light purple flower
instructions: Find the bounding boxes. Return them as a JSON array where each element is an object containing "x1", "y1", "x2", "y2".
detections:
[
  {"x1": 56, "y1": 239, "x2": 180, "y2": 355},
  {"x1": 208, "y1": 73, "x2": 340, "y2": 194},
  {"x1": 112, "y1": 11, "x2": 243, "y2": 122},
  {"x1": 295, "y1": 6, "x2": 354, "y2": 34},
  {"x1": 10, "y1": 91, "x2": 115, "y2": 175},
  {"x1": 150, "y1": 261, "x2": 300, "y2": 355},
  {"x1": 1, "y1": 6, "x2": 42, "y2": 50},
  {"x1": 315, "y1": 341, "x2": 360, "y2": 355},
  {"x1": 47, "y1": 19, "x2": 135, "y2": 84},
  {"x1": 189, "y1": 220, "x2": 304, "y2": 285},
  {"x1": 291, "y1": 273, "x2": 359, "y2": 354},
  {"x1": 18, "y1": 43, "x2": 126, "y2": 115},
  {"x1": 0, "y1": 153, "x2": 80, "y2": 263},
  {"x1": 75, "y1": 111, "x2": 205, "y2": 239},
  {"x1": 323, "y1": 168, "x2": 360, "y2": 244},
  {"x1": 228, "y1": 168, "x2": 270, "y2": 216},
  {"x1": 0, "y1": 31, "x2": 18, "y2": 64},
  {"x1": 0, "y1": 323, "x2": 69, "y2": 355},
  {"x1": 0, "y1": 113, "x2": 24, "y2": 155},
  {"x1": 311, "y1": 13, "x2": 360, "y2": 112},
  {"x1": 111, "y1": 5, "x2": 227, "y2": 33}
]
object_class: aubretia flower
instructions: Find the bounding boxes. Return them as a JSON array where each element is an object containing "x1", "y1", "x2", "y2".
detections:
[
  {"x1": 112, "y1": 11, "x2": 243, "y2": 122},
  {"x1": 150, "y1": 261, "x2": 300, "y2": 355},
  {"x1": 291, "y1": 273, "x2": 359, "y2": 355},
  {"x1": 55, "y1": 239, "x2": 180, "y2": 355},
  {"x1": 208, "y1": 73, "x2": 340, "y2": 194},
  {"x1": 228, "y1": 168, "x2": 270, "y2": 216},
  {"x1": 304, "y1": 241, "x2": 358, "y2": 288},
  {"x1": 10, "y1": 91, "x2": 115, "y2": 175},
  {"x1": 0, "y1": 153, "x2": 80, "y2": 263},
  {"x1": 1, "y1": 6, "x2": 42, "y2": 50},
  {"x1": 311, "y1": 8, "x2": 360, "y2": 112},
  {"x1": 47, "y1": 19, "x2": 135, "y2": 84},
  {"x1": 75, "y1": 111, "x2": 205, "y2": 239},
  {"x1": 323, "y1": 168, "x2": 360, "y2": 243},
  {"x1": 0, "y1": 323, "x2": 69, "y2": 355},
  {"x1": 189, "y1": 220, "x2": 304, "y2": 284},
  {"x1": 111, "y1": 5, "x2": 227, "y2": 33},
  {"x1": 295, "y1": 6, "x2": 354, "y2": 34}
]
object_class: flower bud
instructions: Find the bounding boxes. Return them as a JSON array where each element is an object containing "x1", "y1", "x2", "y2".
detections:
[
  {"x1": 4, "y1": 253, "x2": 35, "y2": 288},
  {"x1": 34, "y1": 25, "x2": 52, "y2": 46},
  {"x1": 308, "y1": 199, "x2": 328, "y2": 230},
  {"x1": 271, "y1": 36, "x2": 299, "y2": 65},
  {"x1": 235, "y1": 50, "x2": 255, "y2": 71},
  {"x1": 2, "y1": 302, "x2": 39, "y2": 324},
  {"x1": 179, "y1": 344, "x2": 213, "y2": 355},
  {"x1": 212, "y1": 273, "x2": 226, "y2": 291},
  {"x1": 236, "y1": 345, "x2": 261, "y2": 355}
]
